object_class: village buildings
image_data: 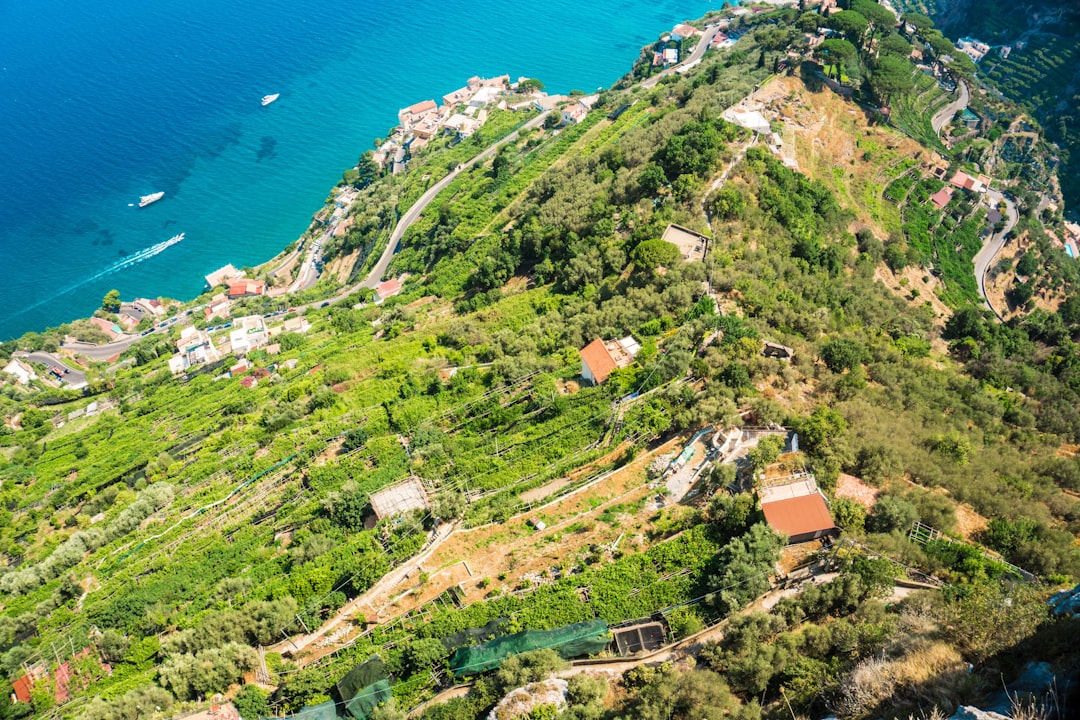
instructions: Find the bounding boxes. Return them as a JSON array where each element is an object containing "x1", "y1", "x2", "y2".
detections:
[
  {"x1": 229, "y1": 315, "x2": 270, "y2": 355},
  {"x1": 227, "y1": 278, "x2": 266, "y2": 299}
]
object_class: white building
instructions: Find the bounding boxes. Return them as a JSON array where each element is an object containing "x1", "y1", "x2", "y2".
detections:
[
  {"x1": 229, "y1": 315, "x2": 269, "y2": 354},
  {"x1": 170, "y1": 326, "x2": 221, "y2": 374},
  {"x1": 3, "y1": 359, "x2": 37, "y2": 385}
]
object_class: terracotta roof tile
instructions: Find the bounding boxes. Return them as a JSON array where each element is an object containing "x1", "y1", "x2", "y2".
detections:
[
  {"x1": 761, "y1": 493, "x2": 835, "y2": 541},
  {"x1": 580, "y1": 339, "x2": 617, "y2": 384}
]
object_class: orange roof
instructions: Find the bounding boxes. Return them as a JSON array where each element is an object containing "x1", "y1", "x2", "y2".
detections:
[
  {"x1": 12, "y1": 674, "x2": 32, "y2": 703},
  {"x1": 404, "y1": 99, "x2": 436, "y2": 115},
  {"x1": 228, "y1": 279, "x2": 265, "y2": 297},
  {"x1": 761, "y1": 493, "x2": 835, "y2": 541},
  {"x1": 580, "y1": 339, "x2": 617, "y2": 384}
]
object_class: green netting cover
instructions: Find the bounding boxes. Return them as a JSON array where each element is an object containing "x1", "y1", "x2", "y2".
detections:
[
  {"x1": 336, "y1": 656, "x2": 388, "y2": 705},
  {"x1": 449, "y1": 619, "x2": 610, "y2": 677},
  {"x1": 343, "y1": 679, "x2": 392, "y2": 720},
  {"x1": 439, "y1": 617, "x2": 510, "y2": 653},
  {"x1": 277, "y1": 700, "x2": 338, "y2": 720}
]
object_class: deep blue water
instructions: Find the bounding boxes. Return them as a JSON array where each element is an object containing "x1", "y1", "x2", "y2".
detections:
[{"x1": 0, "y1": 0, "x2": 716, "y2": 338}]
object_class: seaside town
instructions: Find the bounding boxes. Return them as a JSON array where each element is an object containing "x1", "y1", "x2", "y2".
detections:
[{"x1": 4, "y1": 5, "x2": 1079, "y2": 403}]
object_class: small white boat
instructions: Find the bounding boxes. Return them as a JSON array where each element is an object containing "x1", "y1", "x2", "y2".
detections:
[
  {"x1": 261, "y1": 93, "x2": 280, "y2": 106},
  {"x1": 139, "y1": 191, "x2": 165, "y2": 207}
]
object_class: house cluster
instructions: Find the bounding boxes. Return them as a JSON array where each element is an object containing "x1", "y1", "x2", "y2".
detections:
[
  {"x1": 578, "y1": 336, "x2": 642, "y2": 385},
  {"x1": 115, "y1": 296, "x2": 168, "y2": 331},
  {"x1": 560, "y1": 94, "x2": 600, "y2": 125},
  {"x1": 167, "y1": 313, "x2": 311, "y2": 377},
  {"x1": 373, "y1": 74, "x2": 602, "y2": 174},
  {"x1": 956, "y1": 37, "x2": 991, "y2": 63},
  {"x1": 374, "y1": 75, "x2": 513, "y2": 174}
]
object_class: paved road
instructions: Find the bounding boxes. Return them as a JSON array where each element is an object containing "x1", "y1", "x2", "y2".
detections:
[
  {"x1": 58, "y1": 40, "x2": 704, "y2": 364},
  {"x1": 642, "y1": 24, "x2": 723, "y2": 89},
  {"x1": 973, "y1": 189, "x2": 1019, "y2": 320},
  {"x1": 60, "y1": 308, "x2": 197, "y2": 360},
  {"x1": 932, "y1": 79, "x2": 969, "y2": 137},
  {"x1": 17, "y1": 351, "x2": 88, "y2": 388}
]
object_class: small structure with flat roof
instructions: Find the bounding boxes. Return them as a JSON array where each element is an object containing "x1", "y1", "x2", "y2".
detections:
[
  {"x1": 370, "y1": 477, "x2": 430, "y2": 521},
  {"x1": 613, "y1": 622, "x2": 667, "y2": 655},
  {"x1": 762, "y1": 341, "x2": 794, "y2": 361},
  {"x1": 661, "y1": 223, "x2": 711, "y2": 262},
  {"x1": 205, "y1": 264, "x2": 244, "y2": 289},
  {"x1": 722, "y1": 108, "x2": 772, "y2": 134},
  {"x1": 3, "y1": 359, "x2": 37, "y2": 385}
]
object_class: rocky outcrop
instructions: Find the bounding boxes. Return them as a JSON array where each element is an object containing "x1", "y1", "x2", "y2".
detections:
[{"x1": 487, "y1": 678, "x2": 568, "y2": 720}]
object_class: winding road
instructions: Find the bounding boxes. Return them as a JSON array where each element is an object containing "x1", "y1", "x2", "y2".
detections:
[
  {"x1": 973, "y1": 188, "x2": 1019, "y2": 320},
  {"x1": 931, "y1": 79, "x2": 969, "y2": 137},
  {"x1": 60, "y1": 27, "x2": 718, "y2": 364},
  {"x1": 58, "y1": 113, "x2": 551, "y2": 363},
  {"x1": 642, "y1": 24, "x2": 723, "y2": 89},
  {"x1": 14, "y1": 351, "x2": 88, "y2": 388}
]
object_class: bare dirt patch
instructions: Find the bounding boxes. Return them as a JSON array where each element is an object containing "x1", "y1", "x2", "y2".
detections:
[{"x1": 835, "y1": 473, "x2": 880, "y2": 511}]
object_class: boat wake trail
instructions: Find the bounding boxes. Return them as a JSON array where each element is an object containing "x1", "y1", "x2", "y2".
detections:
[{"x1": 12, "y1": 233, "x2": 184, "y2": 320}]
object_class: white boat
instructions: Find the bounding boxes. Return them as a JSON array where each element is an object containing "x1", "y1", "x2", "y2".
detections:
[
  {"x1": 261, "y1": 93, "x2": 279, "y2": 106},
  {"x1": 139, "y1": 191, "x2": 165, "y2": 208}
]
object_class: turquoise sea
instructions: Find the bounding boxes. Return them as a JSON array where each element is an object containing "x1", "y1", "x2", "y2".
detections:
[{"x1": 0, "y1": 0, "x2": 717, "y2": 339}]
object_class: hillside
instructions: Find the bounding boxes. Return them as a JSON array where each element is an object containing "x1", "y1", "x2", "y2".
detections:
[
  {"x1": 2, "y1": 4, "x2": 1080, "y2": 720},
  {"x1": 893, "y1": 0, "x2": 1080, "y2": 217}
]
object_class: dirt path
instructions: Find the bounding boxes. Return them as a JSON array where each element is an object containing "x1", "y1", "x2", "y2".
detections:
[{"x1": 278, "y1": 438, "x2": 684, "y2": 663}]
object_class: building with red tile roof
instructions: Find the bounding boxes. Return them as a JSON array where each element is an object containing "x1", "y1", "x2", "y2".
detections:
[
  {"x1": 760, "y1": 479, "x2": 836, "y2": 544},
  {"x1": 579, "y1": 336, "x2": 641, "y2": 385},
  {"x1": 929, "y1": 186, "x2": 954, "y2": 210},
  {"x1": 374, "y1": 278, "x2": 402, "y2": 303},
  {"x1": 580, "y1": 340, "x2": 618, "y2": 385},
  {"x1": 949, "y1": 170, "x2": 989, "y2": 193},
  {"x1": 227, "y1": 278, "x2": 266, "y2": 298}
]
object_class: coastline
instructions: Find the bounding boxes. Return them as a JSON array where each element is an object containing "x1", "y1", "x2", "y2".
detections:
[{"x1": 0, "y1": 0, "x2": 724, "y2": 340}]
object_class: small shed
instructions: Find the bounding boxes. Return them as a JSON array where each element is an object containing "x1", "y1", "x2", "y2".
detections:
[
  {"x1": 761, "y1": 492, "x2": 836, "y2": 545},
  {"x1": 613, "y1": 621, "x2": 667, "y2": 655},
  {"x1": 369, "y1": 477, "x2": 430, "y2": 521},
  {"x1": 762, "y1": 341, "x2": 794, "y2": 361}
]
